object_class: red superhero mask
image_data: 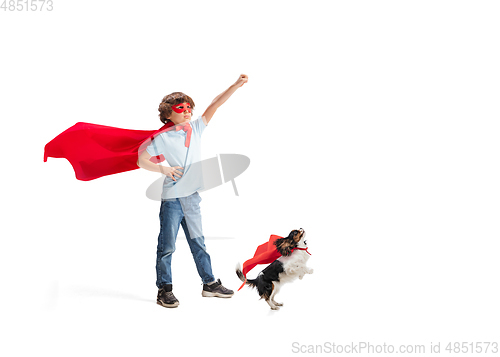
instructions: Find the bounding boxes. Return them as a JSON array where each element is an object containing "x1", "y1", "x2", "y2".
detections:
[{"x1": 171, "y1": 102, "x2": 192, "y2": 114}]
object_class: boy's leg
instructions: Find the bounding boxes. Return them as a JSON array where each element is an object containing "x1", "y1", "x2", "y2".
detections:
[
  {"x1": 179, "y1": 193, "x2": 233, "y2": 297},
  {"x1": 178, "y1": 192, "x2": 215, "y2": 284},
  {"x1": 181, "y1": 218, "x2": 215, "y2": 284},
  {"x1": 156, "y1": 198, "x2": 184, "y2": 289}
]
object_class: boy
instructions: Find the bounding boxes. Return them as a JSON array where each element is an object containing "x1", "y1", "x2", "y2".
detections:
[{"x1": 137, "y1": 74, "x2": 248, "y2": 308}]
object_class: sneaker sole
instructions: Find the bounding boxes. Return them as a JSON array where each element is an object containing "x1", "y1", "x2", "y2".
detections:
[
  {"x1": 201, "y1": 291, "x2": 234, "y2": 298},
  {"x1": 157, "y1": 300, "x2": 179, "y2": 308}
]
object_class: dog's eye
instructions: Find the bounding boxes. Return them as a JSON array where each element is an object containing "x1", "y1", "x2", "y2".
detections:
[{"x1": 304, "y1": 240, "x2": 307, "y2": 245}]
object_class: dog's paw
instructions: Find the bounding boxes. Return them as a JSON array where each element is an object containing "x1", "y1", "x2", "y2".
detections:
[
  {"x1": 308, "y1": 268, "x2": 314, "y2": 274},
  {"x1": 271, "y1": 306, "x2": 280, "y2": 310},
  {"x1": 275, "y1": 302, "x2": 283, "y2": 307}
]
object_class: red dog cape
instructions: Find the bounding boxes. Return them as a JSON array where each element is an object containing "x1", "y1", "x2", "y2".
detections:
[
  {"x1": 238, "y1": 234, "x2": 283, "y2": 291},
  {"x1": 43, "y1": 121, "x2": 174, "y2": 181}
]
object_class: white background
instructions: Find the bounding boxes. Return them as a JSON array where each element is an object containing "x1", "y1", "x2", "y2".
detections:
[{"x1": 1, "y1": 0, "x2": 499, "y2": 356}]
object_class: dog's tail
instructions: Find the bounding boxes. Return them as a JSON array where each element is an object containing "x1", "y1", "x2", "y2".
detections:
[{"x1": 236, "y1": 263, "x2": 257, "y2": 291}]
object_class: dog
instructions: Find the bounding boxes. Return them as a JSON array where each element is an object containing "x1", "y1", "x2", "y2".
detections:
[{"x1": 236, "y1": 228, "x2": 313, "y2": 310}]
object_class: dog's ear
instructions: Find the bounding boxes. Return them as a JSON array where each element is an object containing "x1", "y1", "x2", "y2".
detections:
[
  {"x1": 274, "y1": 236, "x2": 294, "y2": 256},
  {"x1": 275, "y1": 230, "x2": 301, "y2": 256}
]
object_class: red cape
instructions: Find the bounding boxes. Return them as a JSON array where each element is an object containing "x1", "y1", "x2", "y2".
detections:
[
  {"x1": 238, "y1": 234, "x2": 283, "y2": 291},
  {"x1": 43, "y1": 121, "x2": 174, "y2": 181}
]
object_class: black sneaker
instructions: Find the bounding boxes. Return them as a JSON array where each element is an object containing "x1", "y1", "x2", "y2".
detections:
[
  {"x1": 157, "y1": 284, "x2": 179, "y2": 308},
  {"x1": 202, "y1": 279, "x2": 234, "y2": 298}
]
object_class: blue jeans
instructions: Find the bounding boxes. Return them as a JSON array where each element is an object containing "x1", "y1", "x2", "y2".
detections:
[{"x1": 156, "y1": 192, "x2": 215, "y2": 288}]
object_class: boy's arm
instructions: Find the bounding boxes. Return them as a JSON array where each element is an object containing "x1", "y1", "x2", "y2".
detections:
[
  {"x1": 202, "y1": 74, "x2": 248, "y2": 125},
  {"x1": 137, "y1": 150, "x2": 183, "y2": 181}
]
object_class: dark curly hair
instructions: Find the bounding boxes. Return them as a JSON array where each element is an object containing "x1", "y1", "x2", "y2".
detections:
[{"x1": 158, "y1": 92, "x2": 196, "y2": 124}]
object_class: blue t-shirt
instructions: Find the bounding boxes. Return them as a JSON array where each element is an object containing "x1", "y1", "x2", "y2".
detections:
[{"x1": 146, "y1": 116, "x2": 206, "y2": 199}]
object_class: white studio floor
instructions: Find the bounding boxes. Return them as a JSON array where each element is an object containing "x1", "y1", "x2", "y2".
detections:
[{"x1": 4, "y1": 220, "x2": 499, "y2": 356}]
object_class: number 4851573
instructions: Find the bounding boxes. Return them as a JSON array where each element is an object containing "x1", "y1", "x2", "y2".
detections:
[{"x1": 1, "y1": 0, "x2": 54, "y2": 11}]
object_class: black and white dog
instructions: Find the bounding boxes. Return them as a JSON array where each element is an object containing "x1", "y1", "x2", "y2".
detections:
[{"x1": 236, "y1": 228, "x2": 313, "y2": 310}]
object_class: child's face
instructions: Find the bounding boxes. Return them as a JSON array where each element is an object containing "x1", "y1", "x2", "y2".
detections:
[{"x1": 168, "y1": 102, "x2": 192, "y2": 125}]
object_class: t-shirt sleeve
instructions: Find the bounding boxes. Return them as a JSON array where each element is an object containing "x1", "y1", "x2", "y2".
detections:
[
  {"x1": 190, "y1": 115, "x2": 207, "y2": 136},
  {"x1": 146, "y1": 135, "x2": 165, "y2": 156}
]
